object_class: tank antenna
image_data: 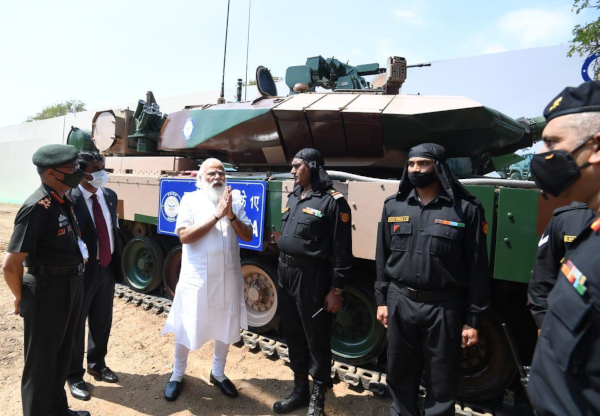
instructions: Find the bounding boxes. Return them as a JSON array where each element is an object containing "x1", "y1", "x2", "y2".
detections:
[
  {"x1": 244, "y1": 0, "x2": 252, "y2": 101},
  {"x1": 218, "y1": 0, "x2": 231, "y2": 104}
]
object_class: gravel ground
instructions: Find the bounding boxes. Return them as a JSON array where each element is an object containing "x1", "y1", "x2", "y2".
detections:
[{"x1": 0, "y1": 202, "x2": 391, "y2": 416}]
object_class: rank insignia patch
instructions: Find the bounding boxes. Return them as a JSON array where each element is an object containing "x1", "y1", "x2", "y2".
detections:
[
  {"x1": 561, "y1": 260, "x2": 587, "y2": 295},
  {"x1": 327, "y1": 189, "x2": 344, "y2": 200},
  {"x1": 563, "y1": 235, "x2": 576, "y2": 243},
  {"x1": 302, "y1": 207, "x2": 323, "y2": 218},
  {"x1": 388, "y1": 216, "x2": 409, "y2": 223},
  {"x1": 592, "y1": 217, "x2": 600, "y2": 232},
  {"x1": 37, "y1": 197, "x2": 51, "y2": 209},
  {"x1": 58, "y1": 228, "x2": 66, "y2": 236},
  {"x1": 340, "y1": 212, "x2": 350, "y2": 223}
]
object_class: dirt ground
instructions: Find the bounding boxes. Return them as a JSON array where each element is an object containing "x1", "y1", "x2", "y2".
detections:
[{"x1": 0, "y1": 203, "x2": 392, "y2": 416}]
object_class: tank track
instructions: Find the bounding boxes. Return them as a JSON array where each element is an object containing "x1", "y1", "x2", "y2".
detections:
[{"x1": 113, "y1": 283, "x2": 502, "y2": 416}]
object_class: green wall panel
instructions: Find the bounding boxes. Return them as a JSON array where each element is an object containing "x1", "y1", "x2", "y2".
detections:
[
  {"x1": 493, "y1": 188, "x2": 539, "y2": 283},
  {"x1": 266, "y1": 180, "x2": 283, "y2": 233}
]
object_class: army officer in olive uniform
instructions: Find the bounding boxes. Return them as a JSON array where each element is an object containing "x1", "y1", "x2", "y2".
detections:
[
  {"x1": 2, "y1": 144, "x2": 90, "y2": 416},
  {"x1": 376, "y1": 143, "x2": 490, "y2": 416},
  {"x1": 275, "y1": 148, "x2": 352, "y2": 416},
  {"x1": 528, "y1": 81, "x2": 600, "y2": 415}
]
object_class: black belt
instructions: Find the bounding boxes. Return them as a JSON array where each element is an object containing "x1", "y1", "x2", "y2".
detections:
[
  {"x1": 28, "y1": 263, "x2": 85, "y2": 277},
  {"x1": 391, "y1": 282, "x2": 462, "y2": 302},
  {"x1": 279, "y1": 253, "x2": 325, "y2": 267}
]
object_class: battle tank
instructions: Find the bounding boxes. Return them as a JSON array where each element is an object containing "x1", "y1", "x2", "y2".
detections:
[{"x1": 68, "y1": 55, "x2": 559, "y2": 403}]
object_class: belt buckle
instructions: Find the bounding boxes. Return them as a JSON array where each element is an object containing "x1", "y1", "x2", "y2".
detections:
[{"x1": 407, "y1": 288, "x2": 424, "y2": 301}]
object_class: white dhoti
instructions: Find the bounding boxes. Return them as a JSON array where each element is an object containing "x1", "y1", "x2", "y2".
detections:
[{"x1": 162, "y1": 189, "x2": 250, "y2": 376}]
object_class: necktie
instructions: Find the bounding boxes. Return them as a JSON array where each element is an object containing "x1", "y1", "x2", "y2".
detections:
[{"x1": 91, "y1": 194, "x2": 111, "y2": 267}]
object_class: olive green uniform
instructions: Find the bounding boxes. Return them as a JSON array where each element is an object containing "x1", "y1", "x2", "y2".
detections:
[{"x1": 8, "y1": 184, "x2": 85, "y2": 416}]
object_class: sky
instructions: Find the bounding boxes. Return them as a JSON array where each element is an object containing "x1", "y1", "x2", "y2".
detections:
[{"x1": 0, "y1": 0, "x2": 596, "y2": 128}]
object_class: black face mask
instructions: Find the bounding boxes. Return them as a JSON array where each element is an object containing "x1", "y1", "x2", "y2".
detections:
[
  {"x1": 408, "y1": 171, "x2": 437, "y2": 189},
  {"x1": 53, "y1": 168, "x2": 85, "y2": 189},
  {"x1": 530, "y1": 137, "x2": 593, "y2": 197}
]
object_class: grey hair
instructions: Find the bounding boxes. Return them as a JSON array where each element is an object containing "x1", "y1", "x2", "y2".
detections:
[
  {"x1": 198, "y1": 158, "x2": 225, "y2": 175},
  {"x1": 560, "y1": 113, "x2": 600, "y2": 145}
]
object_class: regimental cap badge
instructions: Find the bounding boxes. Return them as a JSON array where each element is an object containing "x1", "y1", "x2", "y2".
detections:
[{"x1": 548, "y1": 97, "x2": 562, "y2": 112}]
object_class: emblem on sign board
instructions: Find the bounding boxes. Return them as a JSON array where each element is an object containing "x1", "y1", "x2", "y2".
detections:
[
  {"x1": 182, "y1": 118, "x2": 195, "y2": 141},
  {"x1": 162, "y1": 191, "x2": 180, "y2": 222}
]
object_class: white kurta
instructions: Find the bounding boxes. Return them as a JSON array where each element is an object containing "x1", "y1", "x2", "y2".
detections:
[{"x1": 162, "y1": 189, "x2": 250, "y2": 350}]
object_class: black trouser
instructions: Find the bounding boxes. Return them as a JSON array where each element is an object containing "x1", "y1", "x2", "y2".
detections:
[
  {"x1": 386, "y1": 285, "x2": 464, "y2": 416},
  {"x1": 20, "y1": 272, "x2": 84, "y2": 416},
  {"x1": 277, "y1": 261, "x2": 333, "y2": 388},
  {"x1": 69, "y1": 263, "x2": 115, "y2": 382}
]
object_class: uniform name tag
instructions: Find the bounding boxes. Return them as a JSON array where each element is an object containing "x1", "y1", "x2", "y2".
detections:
[
  {"x1": 435, "y1": 219, "x2": 465, "y2": 228},
  {"x1": 561, "y1": 260, "x2": 587, "y2": 295},
  {"x1": 564, "y1": 235, "x2": 576, "y2": 243},
  {"x1": 388, "y1": 216, "x2": 409, "y2": 223},
  {"x1": 302, "y1": 207, "x2": 323, "y2": 218}
]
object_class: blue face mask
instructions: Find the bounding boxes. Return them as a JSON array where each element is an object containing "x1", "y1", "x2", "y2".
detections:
[{"x1": 86, "y1": 170, "x2": 109, "y2": 189}]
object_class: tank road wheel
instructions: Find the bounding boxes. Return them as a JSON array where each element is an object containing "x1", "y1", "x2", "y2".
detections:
[
  {"x1": 242, "y1": 259, "x2": 279, "y2": 333},
  {"x1": 458, "y1": 314, "x2": 517, "y2": 400},
  {"x1": 162, "y1": 246, "x2": 182, "y2": 298},
  {"x1": 331, "y1": 285, "x2": 387, "y2": 365},
  {"x1": 510, "y1": 172, "x2": 522, "y2": 180},
  {"x1": 121, "y1": 237, "x2": 165, "y2": 293}
]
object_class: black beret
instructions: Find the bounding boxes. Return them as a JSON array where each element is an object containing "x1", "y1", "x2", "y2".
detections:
[
  {"x1": 544, "y1": 80, "x2": 600, "y2": 122},
  {"x1": 32, "y1": 144, "x2": 79, "y2": 168}
]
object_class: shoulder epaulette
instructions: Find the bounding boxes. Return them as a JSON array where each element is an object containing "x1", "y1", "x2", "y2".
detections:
[
  {"x1": 327, "y1": 188, "x2": 344, "y2": 200},
  {"x1": 553, "y1": 202, "x2": 589, "y2": 216}
]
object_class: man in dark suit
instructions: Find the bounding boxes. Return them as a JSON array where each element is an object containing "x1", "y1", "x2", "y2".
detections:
[{"x1": 67, "y1": 151, "x2": 121, "y2": 400}]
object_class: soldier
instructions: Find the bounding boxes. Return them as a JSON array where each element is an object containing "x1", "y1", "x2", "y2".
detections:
[
  {"x1": 2, "y1": 144, "x2": 90, "y2": 416},
  {"x1": 528, "y1": 202, "x2": 594, "y2": 333},
  {"x1": 375, "y1": 143, "x2": 490, "y2": 416},
  {"x1": 528, "y1": 80, "x2": 600, "y2": 415},
  {"x1": 274, "y1": 148, "x2": 352, "y2": 416}
]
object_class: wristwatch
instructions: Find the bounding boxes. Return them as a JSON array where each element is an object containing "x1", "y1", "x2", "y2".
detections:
[
  {"x1": 332, "y1": 287, "x2": 343, "y2": 295},
  {"x1": 229, "y1": 214, "x2": 237, "y2": 222}
]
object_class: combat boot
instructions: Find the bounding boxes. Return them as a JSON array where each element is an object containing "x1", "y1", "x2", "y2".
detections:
[
  {"x1": 307, "y1": 384, "x2": 327, "y2": 416},
  {"x1": 273, "y1": 373, "x2": 310, "y2": 414}
]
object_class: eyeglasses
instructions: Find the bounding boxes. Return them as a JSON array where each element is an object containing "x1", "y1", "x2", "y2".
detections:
[{"x1": 55, "y1": 164, "x2": 80, "y2": 173}]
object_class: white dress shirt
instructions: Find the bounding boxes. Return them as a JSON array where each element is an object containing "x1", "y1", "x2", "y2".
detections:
[{"x1": 78, "y1": 184, "x2": 115, "y2": 258}]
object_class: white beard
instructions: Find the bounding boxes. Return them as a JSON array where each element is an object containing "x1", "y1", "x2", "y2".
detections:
[{"x1": 199, "y1": 177, "x2": 226, "y2": 204}]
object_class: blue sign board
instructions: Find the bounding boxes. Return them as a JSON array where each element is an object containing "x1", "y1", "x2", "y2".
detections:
[{"x1": 158, "y1": 178, "x2": 267, "y2": 251}]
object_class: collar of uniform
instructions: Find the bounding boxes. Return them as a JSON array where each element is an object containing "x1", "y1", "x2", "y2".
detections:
[
  {"x1": 79, "y1": 184, "x2": 100, "y2": 200},
  {"x1": 296, "y1": 187, "x2": 321, "y2": 200},
  {"x1": 406, "y1": 187, "x2": 452, "y2": 204},
  {"x1": 41, "y1": 183, "x2": 59, "y2": 197}
]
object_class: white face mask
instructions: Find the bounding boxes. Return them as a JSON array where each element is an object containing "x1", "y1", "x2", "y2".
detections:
[{"x1": 86, "y1": 170, "x2": 109, "y2": 188}]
